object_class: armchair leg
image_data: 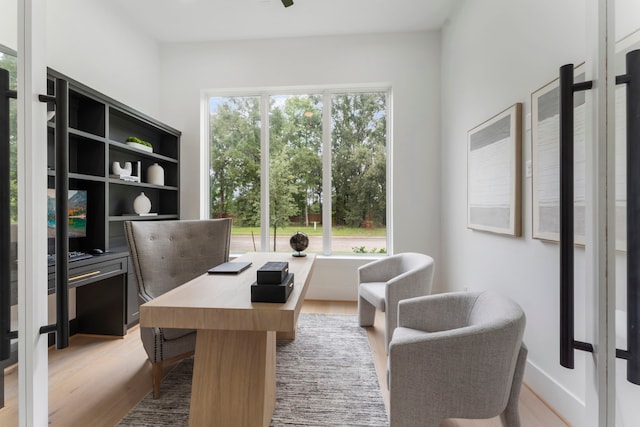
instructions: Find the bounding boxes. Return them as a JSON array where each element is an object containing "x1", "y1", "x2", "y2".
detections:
[
  {"x1": 358, "y1": 296, "x2": 376, "y2": 327},
  {"x1": 152, "y1": 360, "x2": 163, "y2": 399},
  {"x1": 500, "y1": 342, "x2": 528, "y2": 427}
]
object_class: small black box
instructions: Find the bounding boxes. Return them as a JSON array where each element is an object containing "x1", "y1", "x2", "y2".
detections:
[
  {"x1": 251, "y1": 273, "x2": 294, "y2": 303},
  {"x1": 257, "y1": 261, "x2": 289, "y2": 285}
]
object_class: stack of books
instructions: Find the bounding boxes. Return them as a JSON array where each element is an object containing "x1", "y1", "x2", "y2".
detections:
[
  {"x1": 110, "y1": 174, "x2": 140, "y2": 182},
  {"x1": 250, "y1": 261, "x2": 294, "y2": 303}
]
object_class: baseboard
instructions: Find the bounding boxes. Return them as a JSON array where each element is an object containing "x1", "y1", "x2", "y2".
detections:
[
  {"x1": 524, "y1": 359, "x2": 584, "y2": 426},
  {"x1": 304, "y1": 256, "x2": 371, "y2": 300}
]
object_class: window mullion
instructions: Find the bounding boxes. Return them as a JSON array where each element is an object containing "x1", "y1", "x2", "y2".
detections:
[
  {"x1": 322, "y1": 91, "x2": 332, "y2": 256},
  {"x1": 202, "y1": 94, "x2": 211, "y2": 219},
  {"x1": 260, "y1": 93, "x2": 270, "y2": 252}
]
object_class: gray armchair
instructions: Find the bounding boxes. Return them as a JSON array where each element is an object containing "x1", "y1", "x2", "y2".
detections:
[
  {"x1": 388, "y1": 291, "x2": 527, "y2": 427},
  {"x1": 358, "y1": 252, "x2": 435, "y2": 352},
  {"x1": 124, "y1": 218, "x2": 232, "y2": 398}
]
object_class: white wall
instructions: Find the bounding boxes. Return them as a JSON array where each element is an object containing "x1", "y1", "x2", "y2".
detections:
[
  {"x1": 45, "y1": 0, "x2": 161, "y2": 117},
  {"x1": 0, "y1": 0, "x2": 17, "y2": 50},
  {"x1": 441, "y1": 0, "x2": 588, "y2": 424},
  {"x1": 617, "y1": 0, "x2": 640, "y2": 39},
  {"x1": 43, "y1": 0, "x2": 163, "y2": 321},
  {"x1": 159, "y1": 32, "x2": 442, "y2": 298}
]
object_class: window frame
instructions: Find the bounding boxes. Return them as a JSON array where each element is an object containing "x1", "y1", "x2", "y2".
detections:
[{"x1": 203, "y1": 85, "x2": 392, "y2": 256}]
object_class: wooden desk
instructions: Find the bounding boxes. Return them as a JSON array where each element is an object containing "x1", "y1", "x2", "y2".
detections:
[{"x1": 139, "y1": 252, "x2": 316, "y2": 427}]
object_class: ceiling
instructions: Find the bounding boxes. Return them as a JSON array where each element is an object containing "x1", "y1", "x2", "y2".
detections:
[{"x1": 109, "y1": 0, "x2": 458, "y2": 43}]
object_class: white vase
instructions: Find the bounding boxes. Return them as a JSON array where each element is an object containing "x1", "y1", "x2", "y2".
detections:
[
  {"x1": 147, "y1": 163, "x2": 164, "y2": 186},
  {"x1": 133, "y1": 192, "x2": 151, "y2": 214},
  {"x1": 112, "y1": 161, "x2": 132, "y2": 176}
]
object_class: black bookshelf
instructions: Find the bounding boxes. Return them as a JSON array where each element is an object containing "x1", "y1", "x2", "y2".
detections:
[{"x1": 47, "y1": 69, "x2": 181, "y2": 328}]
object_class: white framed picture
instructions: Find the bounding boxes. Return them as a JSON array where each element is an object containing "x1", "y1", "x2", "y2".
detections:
[
  {"x1": 531, "y1": 64, "x2": 586, "y2": 244},
  {"x1": 467, "y1": 103, "x2": 522, "y2": 236}
]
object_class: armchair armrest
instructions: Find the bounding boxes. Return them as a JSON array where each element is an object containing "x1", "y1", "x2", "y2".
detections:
[
  {"x1": 358, "y1": 256, "x2": 399, "y2": 283},
  {"x1": 397, "y1": 291, "x2": 481, "y2": 332},
  {"x1": 386, "y1": 266, "x2": 432, "y2": 304}
]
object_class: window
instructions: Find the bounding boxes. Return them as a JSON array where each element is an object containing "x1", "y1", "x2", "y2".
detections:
[
  {"x1": 0, "y1": 49, "x2": 17, "y2": 224},
  {"x1": 208, "y1": 89, "x2": 388, "y2": 255}
]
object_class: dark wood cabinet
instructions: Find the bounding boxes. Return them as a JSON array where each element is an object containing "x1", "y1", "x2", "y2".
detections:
[
  {"x1": 48, "y1": 252, "x2": 128, "y2": 336},
  {"x1": 47, "y1": 69, "x2": 181, "y2": 328}
]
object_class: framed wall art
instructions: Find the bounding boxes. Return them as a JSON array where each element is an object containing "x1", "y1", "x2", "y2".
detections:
[
  {"x1": 467, "y1": 103, "x2": 522, "y2": 236},
  {"x1": 531, "y1": 26, "x2": 639, "y2": 251},
  {"x1": 531, "y1": 64, "x2": 586, "y2": 245},
  {"x1": 612, "y1": 27, "x2": 640, "y2": 252}
]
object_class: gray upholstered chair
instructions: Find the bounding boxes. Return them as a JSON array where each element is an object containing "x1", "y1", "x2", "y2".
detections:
[
  {"x1": 388, "y1": 291, "x2": 527, "y2": 427},
  {"x1": 124, "y1": 218, "x2": 232, "y2": 398},
  {"x1": 358, "y1": 252, "x2": 435, "y2": 352}
]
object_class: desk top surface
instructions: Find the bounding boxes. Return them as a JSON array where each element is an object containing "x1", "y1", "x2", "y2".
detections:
[{"x1": 139, "y1": 252, "x2": 316, "y2": 332}]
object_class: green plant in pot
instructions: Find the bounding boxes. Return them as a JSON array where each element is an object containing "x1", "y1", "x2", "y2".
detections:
[{"x1": 126, "y1": 136, "x2": 153, "y2": 152}]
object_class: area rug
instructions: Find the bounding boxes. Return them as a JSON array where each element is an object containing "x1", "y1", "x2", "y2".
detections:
[{"x1": 117, "y1": 313, "x2": 389, "y2": 426}]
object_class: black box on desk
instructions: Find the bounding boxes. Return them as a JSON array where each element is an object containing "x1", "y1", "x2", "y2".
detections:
[
  {"x1": 257, "y1": 261, "x2": 289, "y2": 285},
  {"x1": 251, "y1": 273, "x2": 294, "y2": 303}
]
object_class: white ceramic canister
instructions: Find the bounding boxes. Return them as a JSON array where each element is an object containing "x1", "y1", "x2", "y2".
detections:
[
  {"x1": 147, "y1": 163, "x2": 164, "y2": 186},
  {"x1": 133, "y1": 192, "x2": 152, "y2": 214}
]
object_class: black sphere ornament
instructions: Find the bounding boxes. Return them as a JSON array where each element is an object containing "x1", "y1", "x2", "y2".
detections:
[{"x1": 290, "y1": 232, "x2": 309, "y2": 257}]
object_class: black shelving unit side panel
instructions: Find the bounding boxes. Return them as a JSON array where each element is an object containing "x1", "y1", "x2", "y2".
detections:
[{"x1": 109, "y1": 108, "x2": 179, "y2": 160}]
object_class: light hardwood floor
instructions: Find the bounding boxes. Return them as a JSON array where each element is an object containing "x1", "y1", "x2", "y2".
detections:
[{"x1": 0, "y1": 300, "x2": 569, "y2": 426}]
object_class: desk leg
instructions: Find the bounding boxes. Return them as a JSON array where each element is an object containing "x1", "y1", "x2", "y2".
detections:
[
  {"x1": 276, "y1": 318, "x2": 299, "y2": 341},
  {"x1": 189, "y1": 329, "x2": 276, "y2": 427},
  {"x1": 276, "y1": 330, "x2": 295, "y2": 340}
]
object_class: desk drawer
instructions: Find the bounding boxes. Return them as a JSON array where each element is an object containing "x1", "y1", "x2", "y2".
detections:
[
  {"x1": 48, "y1": 256, "x2": 128, "y2": 293},
  {"x1": 68, "y1": 258, "x2": 127, "y2": 288}
]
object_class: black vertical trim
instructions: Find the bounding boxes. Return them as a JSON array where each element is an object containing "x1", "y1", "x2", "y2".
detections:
[
  {"x1": 55, "y1": 78, "x2": 69, "y2": 349},
  {"x1": 559, "y1": 64, "x2": 594, "y2": 371},
  {"x1": 625, "y1": 49, "x2": 640, "y2": 385},
  {"x1": 0, "y1": 69, "x2": 12, "y2": 361},
  {"x1": 559, "y1": 64, "x2": 576, "y2": 369}
]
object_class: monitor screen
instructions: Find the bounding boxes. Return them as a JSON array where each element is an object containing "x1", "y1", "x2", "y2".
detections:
[{"x1": 47, "y1": 189, "x2": 87, "y2": 238}]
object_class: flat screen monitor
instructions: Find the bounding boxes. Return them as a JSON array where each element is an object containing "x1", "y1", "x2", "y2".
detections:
[{"x1": 47, "y1": 189, "x2": 87, "y2": 238}]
